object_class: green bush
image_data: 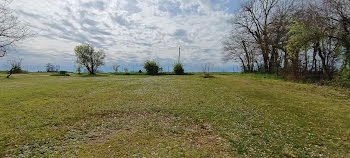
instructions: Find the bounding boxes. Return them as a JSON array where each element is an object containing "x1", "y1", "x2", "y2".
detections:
[
  {"x1": 144, "y1": 60, "x2": 161, "y2": 75},
  {"x1": 173, "y1": 63, "x2": 184, "y2": 75},
  {"x1": 340, "y1": 69, "x2": 350, "y2": 87}
]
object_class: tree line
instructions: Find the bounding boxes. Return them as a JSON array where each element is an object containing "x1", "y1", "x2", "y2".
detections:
[{"x1": 223, "y1": 0, "x2": 349, "y2": 84}]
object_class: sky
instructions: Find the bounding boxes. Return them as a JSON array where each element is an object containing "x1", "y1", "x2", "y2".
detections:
[{"x1": 0, "y1": 0, "x2": 243, "y2": 72}]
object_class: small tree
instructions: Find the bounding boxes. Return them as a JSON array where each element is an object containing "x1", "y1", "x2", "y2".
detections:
[
  {"x1": 7, "y1": 58, "x2": 23, "y2": 78},
  {"x1": 46, "y1": 63, "x2": 55, "y2": 72},
  {"x1": 124, "y1": 67, "x2": 128, "y2": 73},
  {"x1": 74, "y1": 44, "x2": 105, "y2": 75},
  {"x1": 144, "y1": 60, "x2": 161, "y2": 75},
  {"x1": 202, "y1": 63, "x2": 212, "y2": 78},
  {"x1": 173, "y1": 63, "x2": 184, "y2": 75},
  {"x1": 113, "y1": 64, "x2": 120, "y2": 73}
]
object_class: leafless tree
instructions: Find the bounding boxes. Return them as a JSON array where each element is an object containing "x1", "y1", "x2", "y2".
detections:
[
  {"x1": 223, "y1": 28, "x2": 259, "y2": 72},
  {"x1": 6, "y1": 57, "x2": 22, "y2": 78},
  {"x1": 321, "y1": 0, "x2": 350, "y2": 70},
  {"x1": 202, "y1": 63, "x2": 212, "y2": 78},
  {"x1": 0, "y1": 0, "x2": 32, "y2": 58},
  {"x1": 233, "y1": 0, "x2": 280, "y2": 73}
]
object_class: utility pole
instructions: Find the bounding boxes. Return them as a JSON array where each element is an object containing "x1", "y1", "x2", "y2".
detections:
[{"x1": 178, "y1": 46, "x2": 181, "y2": 64}]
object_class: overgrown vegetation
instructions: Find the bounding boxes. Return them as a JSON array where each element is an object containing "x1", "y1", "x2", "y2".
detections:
[{"x1": 223, "y1": 0, "x2": 350, "y2": 86}]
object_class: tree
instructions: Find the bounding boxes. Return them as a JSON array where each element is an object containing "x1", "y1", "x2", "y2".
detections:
[
  {"x1": 144, "y1": 60, "x2": 161, "y2": 75},
  {"x1": 230, "y1": 0, "x2": 296, "y2": 74},
  {"x1": 124, "y1": 67, "x2": 128, "y2": 73},
  {"x1": 0, "y1": 0, "x2": 31, "y2": 57},
  {"x1": 112, "y1": 64, "x2": 120, "y2": 73},
  {"x1": 233, "y1": 0, "x2": 279, "y2": 73},
  {"x1": 223, "y1": 29, "x2": 259, "y2": 73},
  {"x1": 321, "y1": 0, "x2": 350, "y2": 79},
  {"x1": 202, "y1": 63, "x2": 212, "y2": 78},
  {"x1": 6, "y1": 57, "x2": 22, "y2": 78},
  {"x1": 46, "y1": 63, "x2": 56, "y2": 72},
  {"x1": 74, "y1": 44, "x2": 105, "y2": 75},
  {"x1": 173, "y1": 63, "x2": 185, "y2": 75}
]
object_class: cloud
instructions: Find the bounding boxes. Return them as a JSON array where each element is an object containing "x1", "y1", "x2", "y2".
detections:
[{"x1": 4, "y1": 0, "x2": 242, "y2": 72}]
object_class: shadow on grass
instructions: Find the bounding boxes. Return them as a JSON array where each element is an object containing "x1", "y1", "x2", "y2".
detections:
[{"x1": 202, "y1": 75, "x2": 215, "y2": 78}]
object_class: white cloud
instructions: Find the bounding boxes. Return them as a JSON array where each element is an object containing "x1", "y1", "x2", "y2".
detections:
[{"x1": 4, "y1": 0, "x2": 242, "y2": 72}]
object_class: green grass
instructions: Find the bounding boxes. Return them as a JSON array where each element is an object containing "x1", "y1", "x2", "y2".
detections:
[{"x1": 0, "y1": 73, "x2": 349, "y2": 157}]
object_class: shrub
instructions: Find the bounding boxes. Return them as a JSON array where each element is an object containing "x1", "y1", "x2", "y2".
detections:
[
  {"x1": 340, "y1": 69, "x2": 350, "y2": 87},
  {"x1": 173, "y1": 63, "x2": 184, "y2": 75},
  {"x1": 144, "y1": 60, "x2": 161, "y2": 75},
  {"x1": 139, "y1": 70, "x2": 143, "y2": 73}
]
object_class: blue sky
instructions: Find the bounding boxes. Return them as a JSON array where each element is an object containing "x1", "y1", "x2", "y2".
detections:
[{"x1": 0, "y1": 0, "x2": 243, "y2": 72}]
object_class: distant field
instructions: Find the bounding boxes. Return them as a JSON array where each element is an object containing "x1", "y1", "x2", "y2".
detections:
[{"x1": 0, "y1": 73, "x2": 349, "y2": 157}]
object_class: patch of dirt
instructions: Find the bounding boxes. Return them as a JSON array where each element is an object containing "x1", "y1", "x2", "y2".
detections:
[
  {"x1": 63, "y1": 111, "x2": 233, "y2": 157},
  {"x1": 7, "y1": 111, "x2": 234, "y2": 157}
]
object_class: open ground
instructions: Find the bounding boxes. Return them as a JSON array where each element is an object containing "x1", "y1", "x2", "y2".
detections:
[{"x1": 0, "y1": 73, "x2": 349, "y2": 157}]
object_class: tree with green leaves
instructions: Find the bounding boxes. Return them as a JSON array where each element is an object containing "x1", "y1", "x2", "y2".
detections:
[
  {"x1": 173, "y1": 63, "x2": 184, "y2": 75},
  {"x1": 144, "y1": 60, "x2": 161, "y2": 75},
  {"x1": 74, "y1": 44, "x2": 105, "y2": 75}
]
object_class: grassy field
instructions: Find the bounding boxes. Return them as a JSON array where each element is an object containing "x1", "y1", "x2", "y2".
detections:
[{"x1": 0, "y1": 73, "x2": 349, "y2": 157}]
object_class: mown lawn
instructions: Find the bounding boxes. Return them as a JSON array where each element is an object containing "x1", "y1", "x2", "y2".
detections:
[{"x1": 0, "y1": 73, "x2": 349, "y2": 157}]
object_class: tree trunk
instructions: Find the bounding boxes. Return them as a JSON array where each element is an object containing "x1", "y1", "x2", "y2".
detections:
[
  {"x1": 317, "y1": 44, "x2": 330, "y2": 80},
  {"x1": 6, "y1": 69, "x2": 13, "y2": 78},
  {"x1": 291, "y1": 52, "x2": 299, "y2": 80},
  {"x1": 311, "y1": 44, "x2": 317, "y2": 72}
]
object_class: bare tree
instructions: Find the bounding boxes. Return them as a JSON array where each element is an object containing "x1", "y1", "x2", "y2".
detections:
[
  {"x1": 6, "y1": 57, "x2": 22, "y2": 78},
  {"x1": 202, "y1": 63, "x2": 212, "y2": 78},
  {"x1": 0, "y1": 0, "x2": 31, "y2": 57},
  {"x1": 112, "y1": 64, "x2": 120, "y2": 73},
  {"x1": 223, "y1": 29, "x2": 259, "y2": 73},
  {"x1": 233, "y1": 0, "x2": 279, "y2": 73},
  {"x1": 321, "y1": 0, "x2": 350, "y2": 71}
]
